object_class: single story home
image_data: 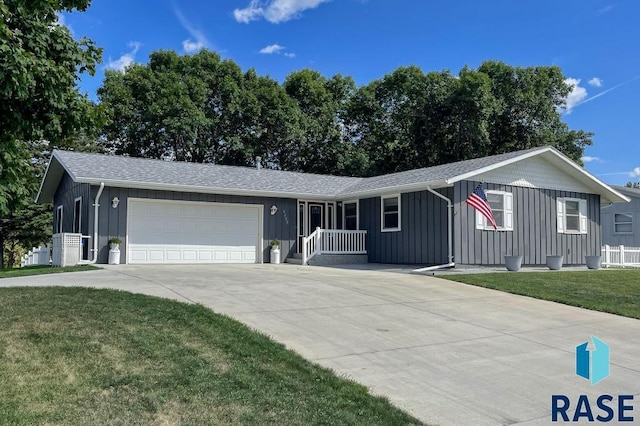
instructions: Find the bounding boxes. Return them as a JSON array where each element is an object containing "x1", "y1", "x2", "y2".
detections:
[
  {"x1": 601, "y1": 185, "x2": 640, "y2": 247},
  {"x1": 36, "y1": 146, "x2": 628, "y2": 267}
]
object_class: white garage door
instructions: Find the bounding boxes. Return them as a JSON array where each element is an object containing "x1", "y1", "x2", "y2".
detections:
[{"x1": 127, "y1": 199, "x2": 261, "y2": 264}]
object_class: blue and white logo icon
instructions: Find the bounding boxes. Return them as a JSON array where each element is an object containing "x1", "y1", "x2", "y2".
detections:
[{"x1": 576, "y1": 336, "x2": 610, "y2": 385}]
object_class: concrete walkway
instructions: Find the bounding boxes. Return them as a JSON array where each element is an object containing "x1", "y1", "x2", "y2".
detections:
[{"x1": 2, "y1": 264, "x2": 639, "y2": 425}]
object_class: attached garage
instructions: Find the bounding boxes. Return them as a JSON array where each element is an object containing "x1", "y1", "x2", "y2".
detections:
[{"x1": 127, "y1": 199, "x2": 263, "y2": 264}]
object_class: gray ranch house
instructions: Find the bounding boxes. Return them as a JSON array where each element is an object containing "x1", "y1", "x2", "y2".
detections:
[
  {"x1": 601, "y1": 185, "x2": 640, "y2": 246},
  {"x1": 36, "y1": 146, "x2": 627, "y2": 267}
]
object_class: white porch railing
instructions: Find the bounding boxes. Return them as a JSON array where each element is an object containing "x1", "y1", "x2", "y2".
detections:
[
  {"x1": 602, "y1": 245, "x2": 640, "y2": 268},
  {"x1": 302, "y1": 227, "x2": 367, "y2": 265}
]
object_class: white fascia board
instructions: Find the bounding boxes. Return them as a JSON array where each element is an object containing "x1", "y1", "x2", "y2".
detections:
[
  {"x1": 445, "y1": 147, "x2": 551, "y2": 184},
  {"x1": 339, "y1": 180, "x2": 450, "y2": 200},
  {"x1": 74, "y1": 177, "x2": 339, "y2": 201},
  {"x1": 446, "y1": 146, "x2": 630, "y2": 204},
  {"x1": 74, "y1": 178, "x2": 452, "y2": 202},
  {"x1": 35, "y1": 150, "x2": 80, "y2": 204}
]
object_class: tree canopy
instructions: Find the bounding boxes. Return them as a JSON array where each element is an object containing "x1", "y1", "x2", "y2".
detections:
[
  {"x1": 0, "y1": 0, "x2": 102, "y2": 267},
  {"x1": 98, "y1": 53, "x2": 592, "y2": 177}
]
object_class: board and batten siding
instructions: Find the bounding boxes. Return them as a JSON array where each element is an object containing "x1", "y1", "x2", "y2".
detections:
[
  {"x1": 601, "y1": 193, "x2": 640, "y2": 246},
  {"x1": 358, "y1": 188, "x2": 453, "y2": 265},
  {"x1": 53, "y1": 173, "x2": 92, "y2": 236},
  {"x1": 454, "y1": 180, "x2": 601, "y2": 266},
  {"x1": 88, "y1": 184, "x2": 297, "y2": 264}
]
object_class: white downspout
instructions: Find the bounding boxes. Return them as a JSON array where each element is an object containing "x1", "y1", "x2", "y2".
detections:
[
  {"x1": 413, "y1": 186, "x2": 455, "y2": 272},
  {"x1": 79, "y1": 182, "x2": 104, "y2": 265}
]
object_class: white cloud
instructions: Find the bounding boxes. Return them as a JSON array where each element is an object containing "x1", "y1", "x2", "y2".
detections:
[
  {"x1": 571, "y1": 75, "x2": 640, "y2": 111},
  {"x1": 234, "y1": 0, "x2": 331, "y2": 24},
  {"x1": 582, "y1": 156, "x2": 601, "y2": 163},
  {"x1": 234, "y1": 0, "x2": 264, "y2": 23},
  {"x1": 598, "y1": 4, "x2": 615, "y2": 14},
  {"x1": 563, "y1": 78, "x2": 588, "y2": 113},
  {"x1": 55, "y1": 13, "x2": 73, "y2": 34},
  {"x1": 175, "y1": 8, "x2": 209, "y2": 53},
  {"x1": 630, "y1": 167, "x2": 640, "y2": 178},
  {"x1": 588, "y1": 77, "x2": 603, "y2": 87},
  {"x1": 183, "y1": 39, "x2": 206, "y2": 54},
  {"x1": 260, "y1": 44, "x2": 286, "y2": 54},
  {"x1": 106, "y1": 42, "x2": 141, "y2": 72},
  {"x1": 284, "y1": 52, "x2": 296, "y2": 58}
]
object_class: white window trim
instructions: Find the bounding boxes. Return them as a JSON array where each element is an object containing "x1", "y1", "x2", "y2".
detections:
[
  {"x1": 342, "y1": 200, "x2": 359, "y2": 230},
  {"x1": 56, "y1": 205, "x2": 63, "y2": 234},
  {"x1": 557, "y1": 197, "x2": 588, "y2": 234},
  {"x1": 381, "y1": 194, "x2": 401, "y2": 232},
  {"x1": 476, "y1": 190, "x2": 513, "y2": 231},
  {"x1": 73, "y1": 197, "x2": 82, "y2": 234},
  {"x1": 614, "y1": 212, "x2": 633, "y2": 234}
]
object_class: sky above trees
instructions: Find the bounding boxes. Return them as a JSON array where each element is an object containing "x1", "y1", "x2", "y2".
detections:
[{"x1": 61, "y1": 0, "x2": 640, "y2": 185}]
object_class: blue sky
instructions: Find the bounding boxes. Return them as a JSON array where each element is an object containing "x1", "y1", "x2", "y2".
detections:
[{"x1": 62, "y1": 0, "x2": 640, "y2": 185}]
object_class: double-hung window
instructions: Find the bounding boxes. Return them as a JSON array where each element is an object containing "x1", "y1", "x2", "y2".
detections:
[
  {"x1": 73, "y1": 197, "x2": 82, "y2": 233},
  {"x1": 55, "y1": 205, "x2": 63, "y2": 234},
  {"x1": 614, "y1": 213, "x2": 633, "y2": 234},
  {"x1": 557, "y1": 198, "x2": 588, "y2": 234},
  {"x1": 343, "y1": 201, "x2": 358, "y2": 230},
  {"x1": 476, "y1": 190, "x2": 513, "y2": 231},
  {"x1": 381, "y1": 195, "x2": 401, "y2": 232}
]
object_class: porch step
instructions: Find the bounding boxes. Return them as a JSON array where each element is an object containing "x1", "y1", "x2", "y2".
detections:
[
  {"x1": 292, "y1": 253, "x2": 302, "y2": 260},
  {"x1": 284, "y1": 253, "x2": 368, "y2": 266}
]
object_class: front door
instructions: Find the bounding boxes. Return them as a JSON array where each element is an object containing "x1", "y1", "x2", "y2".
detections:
[
  {"x1": 297, "y1": 201, "x2": 335, "y2": 253},
  {"x1": 308, "y1": 203, "x2": 324, "y2": 235}
]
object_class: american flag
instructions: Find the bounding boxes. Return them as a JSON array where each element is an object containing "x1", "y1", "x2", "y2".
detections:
[{"x1": 466, "y1": 184, "x2": 497, "y2": 229}]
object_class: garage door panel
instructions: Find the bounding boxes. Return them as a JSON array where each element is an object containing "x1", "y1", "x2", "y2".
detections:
[
  {"x1": 128, "y1": 200, "x2": 260, "y2": 264},
  {"x1": 148, "y1": 250, "x2": 165, "y2": 262}
]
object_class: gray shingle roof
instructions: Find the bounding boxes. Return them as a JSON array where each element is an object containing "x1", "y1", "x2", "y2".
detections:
[
  {"x1": 612, "y1": 185, "x2": 640, "y2": 199},
  {"x1": 53, "y1": 147, "x2": 548, "y2": 199},
  {"x1": 55, "y1": 150, "x2": 363, "y2": 198},
  {"x1": 40, "y1": 146, "x2": 626, "y2": 204},
  {"x1": 339, "y1": 147, "x2": 545, "y2": 196}
]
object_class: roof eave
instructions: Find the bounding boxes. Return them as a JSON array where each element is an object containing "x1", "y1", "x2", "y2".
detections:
[
  {"x1": 445, "y1": 146, "x2": 630, "y2": 204},
  {"x1": 35, "y1": 151, "x2": 79, "y2": 204},
  {"x1": 339, "y1": 180, "x2": 451, "y2": 199},
  {"x1": 74, "y1": 177, "x2": 341, "y2": 201}
]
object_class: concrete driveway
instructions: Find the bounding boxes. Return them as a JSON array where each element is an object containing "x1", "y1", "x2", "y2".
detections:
[{"x1": 2, "y1": 264, "x2": 639, "y2": 425}]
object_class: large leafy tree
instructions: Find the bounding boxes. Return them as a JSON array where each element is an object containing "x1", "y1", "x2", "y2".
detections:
[
  {"x1": 0, "y1": 0, "x2": 102, "y2": 268},
  {"x1": 99, "y1": 50, "x2": 247, "y2": 164},
  {"x1": 346, "y1": 61, "x2": 591, "y2": 175},
  {"x1": 283, "y1": 70, "x2": 356, "y2": 175},
  {"x1": 97, "y1": 51, "x2": 592, "y2": 178}
]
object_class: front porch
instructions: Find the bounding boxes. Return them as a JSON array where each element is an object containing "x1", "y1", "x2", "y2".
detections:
[{"x1": 294, "y1": 200, "x2": 367, "y2": 265}]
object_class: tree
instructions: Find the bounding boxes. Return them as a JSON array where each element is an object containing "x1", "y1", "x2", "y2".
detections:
[
  {"x1": 99, "y1": 50, "x2": 246, "y2": 163},
  {"x1": 0, "y1": 0, "x2": 102, "y2": 268},
  {"x1": 626, "y1": 181, "x2": 640, "y2": 189},
  {"x1": 283, "y1": 70, "x2": 356, "y2": 175},
  {"x1": 345, "y1": 61, "x2": 592, "y2": 175}
]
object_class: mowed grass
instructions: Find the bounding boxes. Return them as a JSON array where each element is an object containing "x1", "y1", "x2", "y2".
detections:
[
  {"x1": 0, "y1": 287, "x2": 421, "y2": 425},
  {"x1": 0, "y1": 265, "x2": 99, "y2": 279},
  {"x1": 442, "y1": 269, "x2": 640, "y2": 319}
]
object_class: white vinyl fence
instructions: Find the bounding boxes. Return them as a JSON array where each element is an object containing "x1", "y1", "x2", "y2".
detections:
[
  {"x1": 20, "y1": 245, "x2": 52, "y2": 267},
  {"x1": 602, "y1": 245, "x2": 640, "y2": 268}
]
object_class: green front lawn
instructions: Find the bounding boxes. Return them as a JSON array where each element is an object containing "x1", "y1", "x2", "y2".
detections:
[
  {"x1": 442, "y1": 269, "x2": 640, "y2": 319},
  {"x1": 0, "y1": 265, "x2": 100, "y2": 279},
  {"x1": 0, "y1": 287, "x2": 421, "y2": 425}
]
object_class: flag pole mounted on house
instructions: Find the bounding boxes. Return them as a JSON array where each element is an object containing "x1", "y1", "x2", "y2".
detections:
[{"x1": 466, "y1": 184, "x2": 498, "y2": 229}]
